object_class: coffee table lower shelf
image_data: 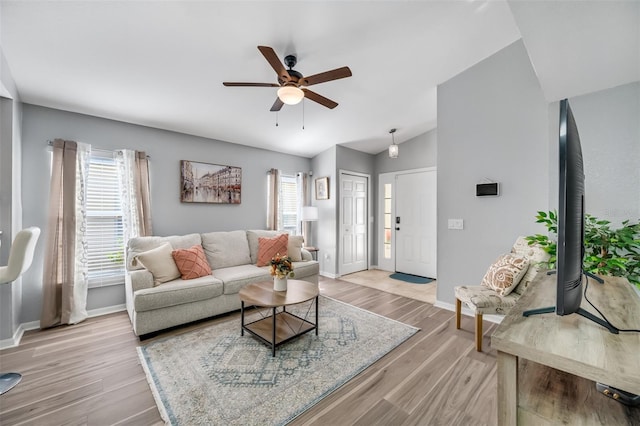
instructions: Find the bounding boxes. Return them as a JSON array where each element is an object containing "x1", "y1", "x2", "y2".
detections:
[{"x1": 241, "y1": 308, "x2": 318, "y2": 356}]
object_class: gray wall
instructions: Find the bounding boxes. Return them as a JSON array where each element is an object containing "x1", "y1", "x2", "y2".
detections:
[
  {"x1": 565, "y1": 82, "x2": 640, "y2": 225},
  {"x1": 336, "y1": 145, "x2": 376, "y2": 274},
  {"x1": 437, "y1": 40, "x2": 549, "y2": 306},
  {"x1": 311, "y1": 146, "x2": 337, "y2": 276},
  {"x1": 375, "y1": 129, "x2": 437, "y2": 175},
  {"x1": 0, "y1": 45, "x2": 25, "y2": 342},
  {"x1": 19, "y1": 104, "x2": 311, "y2": 323},
  {"x1": 371, "y1": 130, "x2": 438, "y2": 264}
]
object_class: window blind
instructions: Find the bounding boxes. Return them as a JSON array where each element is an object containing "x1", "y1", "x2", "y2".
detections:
[
  {"x1": 279, "y1": 174, "x2": 299, "y2": 234},
  {"x1": 86, "y1": 151, "x2": 125, "y2": 287}
]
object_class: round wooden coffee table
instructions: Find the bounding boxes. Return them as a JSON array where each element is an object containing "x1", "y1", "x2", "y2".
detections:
[{"x1": 239, "y1": 279, "x2": 319, "y2": 356}]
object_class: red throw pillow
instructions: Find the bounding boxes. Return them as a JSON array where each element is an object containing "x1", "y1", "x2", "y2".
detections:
[
  {"x1": 256, "y1": 234, "x2": 289, "y2": 267},
  {"x1": 171, "y1": 245, "x2": 212, "y2": 280}
]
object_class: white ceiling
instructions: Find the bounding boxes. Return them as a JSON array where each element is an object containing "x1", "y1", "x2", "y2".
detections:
[{"x1": 1, "y1": 1, "x2": 638, "y2": 158}]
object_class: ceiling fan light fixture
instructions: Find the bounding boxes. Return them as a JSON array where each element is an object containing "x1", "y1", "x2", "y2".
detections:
[
  {"x1": 388, "y1": 128, "x2": 398, "y2": 159},
  {"x1": 277, "y1": 86, "x2": 304, "y2": 105}
]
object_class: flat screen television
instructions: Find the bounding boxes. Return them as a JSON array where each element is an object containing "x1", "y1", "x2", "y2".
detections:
[{"x1": 523, "y1": 99, "x2": 618, "y2": 334}]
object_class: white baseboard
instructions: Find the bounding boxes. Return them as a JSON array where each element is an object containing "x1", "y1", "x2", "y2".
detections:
[
  {"x1": 320, "y1": 271, "x2": 339, "y2": 279},
  {"x1": 433, "y1": 300, "x2": 504, "y2": 324},
  {"x1": 0, "y1": 304, "x2": 127, "y2": 351},
  {"x1": 0, "y1": 320, "x2": 39, "y2": 350},
  {"x1": 87, "y1": 304, "x2": 126, "y2": 318}
]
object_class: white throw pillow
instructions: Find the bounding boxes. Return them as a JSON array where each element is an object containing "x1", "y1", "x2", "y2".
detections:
[
  {"x1": 288, "y1": 235, "x2": 304, "y2": 262},
  {"x1": 135, "y1": 242, "x2": 181, "y2": 286},
  {"x1": 481, "y1": 253, "x2": 530, "y2": 296}
]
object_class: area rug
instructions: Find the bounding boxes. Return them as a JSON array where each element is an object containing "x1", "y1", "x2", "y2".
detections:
[
  {"x1": 390, "y1": 272, "x2": 434, "y2": 284},
  {"x1": 138, "y1": 295, "x2": 418, "y2": 425}
]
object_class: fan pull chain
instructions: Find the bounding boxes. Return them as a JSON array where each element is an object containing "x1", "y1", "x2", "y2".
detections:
[
  {"x1": 275, "y1": 112, "x2": 279, "y2": 127},
  {"x1": 302, "y1": 99, "x2": 305, "y2": 130}
]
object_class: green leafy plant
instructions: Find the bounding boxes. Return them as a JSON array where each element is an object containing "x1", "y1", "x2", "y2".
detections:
[{"x1": 525, "y1": 210, "x2": 640, "y2": 290}]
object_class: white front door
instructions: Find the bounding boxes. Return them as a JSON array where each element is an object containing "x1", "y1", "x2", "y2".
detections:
[
  {"x1": 395, "y1": 170, "x2": 437, "y2": 278},
  {"x1": 340, "y1": 173, "x2": 368, "y2": 275}
]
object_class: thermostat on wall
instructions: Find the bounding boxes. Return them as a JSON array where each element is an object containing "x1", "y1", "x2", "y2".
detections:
[{"x1": 476, "y1": 182, "x2": 499, "y2": 197}]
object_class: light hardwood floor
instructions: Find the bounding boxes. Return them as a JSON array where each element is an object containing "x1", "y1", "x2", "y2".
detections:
[{"x1": 0, "y1": 276, "x2": 498, "y2": 425}]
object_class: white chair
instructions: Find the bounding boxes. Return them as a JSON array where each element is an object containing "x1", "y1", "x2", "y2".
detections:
[{"x1": 0, "y1": 227, "x2": 41, "y2": 395}]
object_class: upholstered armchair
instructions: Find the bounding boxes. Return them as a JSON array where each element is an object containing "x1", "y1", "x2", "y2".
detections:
[{"x1": 454, "y1": 236, "x2": 549, "y2": 352}]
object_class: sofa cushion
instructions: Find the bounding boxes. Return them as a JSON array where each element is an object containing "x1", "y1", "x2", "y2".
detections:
[
  {"x1": 127, "y1": 233, "x2": 202, "y2": 271},
  {"x1": 212, "y1": 264, "x2": 271, "y2": 294},
  {"x1": 172, "y1": 245, "x2": 212, "y2": 280},
  {"x1": 133, "y1": 275, "x2": 224, "y2": 312},
  {"x1": 247, "y1": 230, "x2": 304, "y2": 263},
  {"x1": 257, "y1": 234, "x2": 289, "y2": 266},
  {"x1": 481, "y1": 253, "x2": 529, "y2": 296},
  {"x1": 201, "y1": 230, "x2": 251, "y2": 270},
  {"x1": 247, "y1": 230, "x2": 279, "y2": 264},
  {"x1": 135, "y1": 243, "x2": 181, "y2": 286}
]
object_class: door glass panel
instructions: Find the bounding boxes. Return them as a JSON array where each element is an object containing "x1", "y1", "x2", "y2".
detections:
[{"x1": 384, "y1": 183, "x2": 392, "y2": 259}]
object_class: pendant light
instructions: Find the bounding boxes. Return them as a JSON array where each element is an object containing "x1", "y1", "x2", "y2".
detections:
[{"x1": 388, "y1": 128, "x2": 398, "y2": 158}]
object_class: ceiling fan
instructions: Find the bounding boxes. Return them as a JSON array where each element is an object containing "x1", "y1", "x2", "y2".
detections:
[{"x1": 223, "y1": 46, "x2": 352, "y2": 112}]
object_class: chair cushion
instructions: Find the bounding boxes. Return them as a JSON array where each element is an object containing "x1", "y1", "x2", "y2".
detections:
[
  {"x1": 481, "y1": 253, "x2": 529, "y2": 296},
  {"x1": 511, "y1": 236, "x2": 551, "y2": 295},
  {"x1": 455, "y1": 285, "x2": 520, "y2": 315}
]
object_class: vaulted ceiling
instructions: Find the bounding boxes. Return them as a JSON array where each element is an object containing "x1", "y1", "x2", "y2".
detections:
[{"x1": 1, "y1": 1, "x2": 637, "y2": 157}]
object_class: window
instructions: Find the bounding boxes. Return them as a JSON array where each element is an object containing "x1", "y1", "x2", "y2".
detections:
[
  {"x1": 279, "y1": 173, "x2": 299, "y2": 234},
  {"x1": 86, "y1": 151, "x2": 125, "y2": 287}
]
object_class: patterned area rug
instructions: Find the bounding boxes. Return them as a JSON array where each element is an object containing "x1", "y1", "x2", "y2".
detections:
[{"x1": 138, "y1": 296, "x2": 418, "y2": 425}]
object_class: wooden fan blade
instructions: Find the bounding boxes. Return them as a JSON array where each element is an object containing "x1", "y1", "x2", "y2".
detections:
[
  {"x1": 223, "y1": 82, "x2": 280, "y2": 87},
  {"x1": 257, "y1": 46, "x2": 290, "y2": 83},
  {"x1": 302, "y1": 89, "x2": 338, "y2": 109},
  {"x1": 270, "y1": 97, "x2": 284, "y2": 112},
  {"x1": 299, "y1": 66, "x2": 352, "y2": 87}
]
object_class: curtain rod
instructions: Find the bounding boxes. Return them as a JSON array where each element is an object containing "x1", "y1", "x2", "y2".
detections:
[{"x1": 47, "y1": 140, "x2": 150, "y2": 158}]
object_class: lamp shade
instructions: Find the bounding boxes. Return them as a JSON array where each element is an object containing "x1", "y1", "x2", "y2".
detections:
[
  {"x1": 389, "y1": 144, "x2": 399, "y2": 158},
  {"x1": 301, "y1": 206, "x2": 318, "y2": 221},
  {"x1": 277, "y1": 86, "x2": 304, "y2": 105}
]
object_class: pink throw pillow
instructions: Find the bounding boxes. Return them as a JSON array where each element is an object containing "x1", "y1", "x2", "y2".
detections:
[
  {"x1": 171, "y1": 245, "x2": 212, "y2": 280},
  {"x1": 256, "y1": 234, "x2": 289, "y2": 267}
]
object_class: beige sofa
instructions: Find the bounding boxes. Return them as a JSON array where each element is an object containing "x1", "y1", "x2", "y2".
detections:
[{"x1": 125, "y1": 230, "x2": 319, "y2": 337}]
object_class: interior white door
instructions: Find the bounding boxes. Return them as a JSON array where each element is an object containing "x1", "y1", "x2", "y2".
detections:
[
  {"x1": 340, "y1": 173, "x2": 368, "y2": 275},
  {"x1": 395, "y1": 170, "x2": 437, "y2": 278}
]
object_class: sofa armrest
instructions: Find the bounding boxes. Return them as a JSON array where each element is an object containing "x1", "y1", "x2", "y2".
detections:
[{"x1": 128, "y1": 269, "x2": 154, "y2": 293}]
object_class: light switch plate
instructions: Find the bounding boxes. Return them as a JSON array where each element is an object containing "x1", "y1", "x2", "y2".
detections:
[{"x1": 448, "y1": 219, "x2": 464, "y2": 230}]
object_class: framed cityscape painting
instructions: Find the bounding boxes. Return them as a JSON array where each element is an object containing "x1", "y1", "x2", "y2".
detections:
[{"x1": 180, "y1": 160, "x2": 242, "y2": 204}]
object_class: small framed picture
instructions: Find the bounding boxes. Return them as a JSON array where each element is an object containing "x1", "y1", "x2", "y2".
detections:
[{"x1": 315, "y1": 177, "x2": 329, "y2": 200}]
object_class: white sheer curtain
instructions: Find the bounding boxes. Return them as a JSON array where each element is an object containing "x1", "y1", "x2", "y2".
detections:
[
  {"x1": 41, "y1": 139, "x2": 90, "y2": 328},
  {"x1": 115, "y1": 149, "x2": 153, "y2": 244},
  {"x1": 296, "y1": 172, "x2": 309, "y2": 239}
]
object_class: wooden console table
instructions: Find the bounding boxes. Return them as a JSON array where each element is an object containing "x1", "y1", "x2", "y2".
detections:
[{"x1": 492, "y1": 273, "x2": 640, "y2": 425}]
